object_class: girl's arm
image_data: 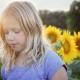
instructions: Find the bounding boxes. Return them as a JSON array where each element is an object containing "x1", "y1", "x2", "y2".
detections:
[{"x1": 51, "y1": 66, "x2": 68, "y2": 80}]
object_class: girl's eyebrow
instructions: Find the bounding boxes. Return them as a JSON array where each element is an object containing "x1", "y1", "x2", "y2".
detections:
[
  {"x1": 12, "y1": 28, "x2": 21, "y2": 29},
  {"x1": 2, "y1": 28, "x2": 21, "y2": 33},
  {"x1": 3, "y1": 26, "x2": 21, "y2": 30}
]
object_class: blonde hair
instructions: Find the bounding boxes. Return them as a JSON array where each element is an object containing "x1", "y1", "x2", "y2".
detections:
[{"x1": 0, "y1": 1, "x2": 48, "y2": 71}]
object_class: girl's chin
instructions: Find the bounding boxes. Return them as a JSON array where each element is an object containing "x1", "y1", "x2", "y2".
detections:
[
  {"x1": 12, "y1": 49, "x2": 22, "y2": 53},
  {"x1": 11, "y1": 47, "x2": 24, "y2": 53}
]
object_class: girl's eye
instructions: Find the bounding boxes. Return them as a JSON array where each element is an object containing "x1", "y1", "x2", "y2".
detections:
[
  {"x1": 14, "y1": 29, "x2": 21, "y2": 33},
  {"x1": 4, "y1": 30, "x2": 9, "y2": 34}
]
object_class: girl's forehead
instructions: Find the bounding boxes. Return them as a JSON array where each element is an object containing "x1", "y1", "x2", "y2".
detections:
[
  {"x1": 2, "y1": 13, "x2": 16, "y2": 22},
  {"x1": 2, "y1": 15, "x2": 21, "y2": 29}
]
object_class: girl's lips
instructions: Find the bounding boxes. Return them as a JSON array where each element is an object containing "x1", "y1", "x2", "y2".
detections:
[{"x1": 10, "y1": 44, "x2": 17, "y2": 48}]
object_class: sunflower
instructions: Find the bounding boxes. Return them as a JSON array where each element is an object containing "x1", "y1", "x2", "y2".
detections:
[
  {"x1": 74, "y1": 32, "x2": 80, "y2": 56},
  {"x1": 43, "y1": 25, "x2": 61, "y2": 44},
  {"x1": 58, "y1": 30, "x2": 77, "y2": 63}
]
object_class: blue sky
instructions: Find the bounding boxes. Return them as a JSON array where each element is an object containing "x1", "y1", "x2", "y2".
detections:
[{"x1": 0, "y1": 0, "x2": 74, "y2": 15}]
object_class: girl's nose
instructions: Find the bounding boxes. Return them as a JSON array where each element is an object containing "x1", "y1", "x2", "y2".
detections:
[{"x1": 7, "y1": 32, "x2": 15, "y2": 41}]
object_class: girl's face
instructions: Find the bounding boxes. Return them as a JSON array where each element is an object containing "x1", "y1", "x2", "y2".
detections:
[{"x1": 2, "y1": 15, "x2": 27, "y2": 52}]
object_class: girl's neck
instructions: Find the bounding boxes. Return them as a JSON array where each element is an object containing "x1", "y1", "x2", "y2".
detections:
[{"x1": 15, "y1": 53, "x2": 26, "y2": 67}]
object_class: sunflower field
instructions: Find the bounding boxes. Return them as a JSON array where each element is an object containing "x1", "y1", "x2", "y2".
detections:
[{"x1": 43, "y1": 25, "x2": 80, "y2": 80}]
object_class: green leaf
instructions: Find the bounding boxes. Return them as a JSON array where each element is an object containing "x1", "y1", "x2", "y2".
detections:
[
  {"x1": 68, "y1": 59, "x2": 80, "y2": 79},
  {"x1": 52, "y1": 39, "x2": 62, "y2": 50}
]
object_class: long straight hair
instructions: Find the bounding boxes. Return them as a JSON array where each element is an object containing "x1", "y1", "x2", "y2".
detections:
[{"x1": 0, "y1": 1, "x2": 48, "y2": 71}]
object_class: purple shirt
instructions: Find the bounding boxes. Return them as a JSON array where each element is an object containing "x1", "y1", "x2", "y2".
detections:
[{"x1": 1, "y1": 50, "x2": 66, "y2": 80}]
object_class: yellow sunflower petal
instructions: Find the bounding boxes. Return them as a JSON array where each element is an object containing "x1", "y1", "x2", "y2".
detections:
[
  {"x1": 74, "y1": 31, "x2": 80, "y2": 56},
  {"x1": 43, "y1": 25, "x2": 61, "y2": 44},
  {"x1": 58, "y1": 30, "x2": 77, "y2": 63}
]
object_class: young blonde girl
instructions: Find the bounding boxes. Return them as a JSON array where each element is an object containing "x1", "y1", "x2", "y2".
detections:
[{"x1": 0, "y1": 1, "x2": 68, "y2": 80}]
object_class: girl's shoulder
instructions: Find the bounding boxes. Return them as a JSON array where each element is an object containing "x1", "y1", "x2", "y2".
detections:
[
  {"x1": 43, "y1": 50, "x2": 67, "y2": 80},
  {"x1": 44, "y1": 49, "x2": 63, "y2": 62},
  {"x1": 1, "y1": 64, "x2": 6, "y2": 80},
  {"x1": 44, "y1": 49, "x2": 67, "y2": 70}
]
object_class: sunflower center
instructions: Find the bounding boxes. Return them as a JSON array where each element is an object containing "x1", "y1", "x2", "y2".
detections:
[
  {"x1": 63, "y1": 40, "x2": 70, "y2": 54},
  {"x1": 49, "y1": 33, "x2": 57, "y2": 43},
  {"x1": 76, "y1": 39, "x2": 80, "y2": 50}
]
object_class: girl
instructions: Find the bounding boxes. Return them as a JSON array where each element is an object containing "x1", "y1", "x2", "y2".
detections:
[{"x1": 0, "y1": 1, "x2": 68, "y2": 80}]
